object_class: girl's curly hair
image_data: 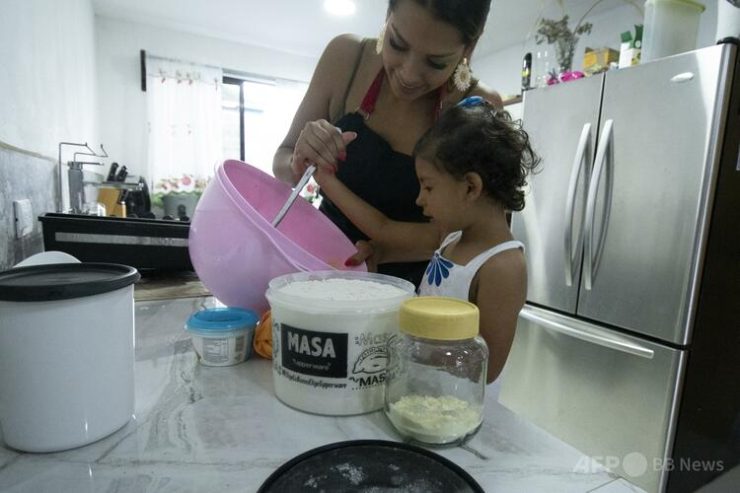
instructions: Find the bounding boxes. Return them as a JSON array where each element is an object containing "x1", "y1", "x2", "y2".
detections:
[{"x1": 413, "y1": 101, "x2": 540, "y2": 211}]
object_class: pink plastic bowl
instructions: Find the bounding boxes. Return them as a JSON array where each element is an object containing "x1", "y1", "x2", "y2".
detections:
[{"x1": 189, "y1": 160, "x2": 366, "y2": 313}]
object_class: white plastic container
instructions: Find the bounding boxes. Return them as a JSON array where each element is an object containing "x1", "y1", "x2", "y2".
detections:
[
  {"x1": 266, "y1": 271, "x2": 415, "y2": 416},
  {"x1": 642, "y1": 0, "x2": 706, "y2": 63},
  {"x1": 717, "y1": 0, "x2": 740, "y2": 41},
  {"x1": 186, "y1": 307, "x2": 258, "y2": 366},
  {"x1": 0, "y1": 263, "x2": 139, "y2": 453}
]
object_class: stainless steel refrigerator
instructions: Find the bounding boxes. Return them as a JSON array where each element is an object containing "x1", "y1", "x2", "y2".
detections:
[{"x1": 499, "y1": 42, "x2": 740, "y2": 493}]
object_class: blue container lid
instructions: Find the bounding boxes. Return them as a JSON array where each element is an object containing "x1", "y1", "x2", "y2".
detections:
[{"x1": 186, "y1": 307, "x2": 258, "y2": 332}]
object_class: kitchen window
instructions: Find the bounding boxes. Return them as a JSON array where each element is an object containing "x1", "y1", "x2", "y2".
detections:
[
  {"x1": 222, "y1": 75, "x2": 307, "y2": 176},
  {"x1": 143, "y1": 52, "x2": 223, "y2": 189}
]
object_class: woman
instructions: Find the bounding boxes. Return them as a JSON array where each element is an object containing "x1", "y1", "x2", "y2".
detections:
[{"x1": 273, "y1": 0, "x2": 501, "y2": 286}]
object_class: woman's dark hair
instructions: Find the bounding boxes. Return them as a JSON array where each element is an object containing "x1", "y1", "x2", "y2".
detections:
[
  {"x1": 414, "y1": 101, "x2": 540, "y2": 212},
  {"x1": 388, "y1": 0, "x2": 492, "y2": 45}
]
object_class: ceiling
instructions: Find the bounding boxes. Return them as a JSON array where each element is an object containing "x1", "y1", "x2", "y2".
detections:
[{"x1": 92, "y1": 0, "x2": 635, "y2": 59}]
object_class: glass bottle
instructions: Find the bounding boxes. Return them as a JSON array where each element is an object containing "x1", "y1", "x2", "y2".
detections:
[
  {"x1": 384, "y1": 297, "x2": 488, "y2": 446},
  {"x1": 521, "y1": 52, "x2": 532, "y2": 91},
  {"x1": 534, "y1": 49, "x2": 553, "y2": 88}
]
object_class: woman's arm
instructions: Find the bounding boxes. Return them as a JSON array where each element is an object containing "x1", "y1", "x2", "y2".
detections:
[
  {"x1": 474, "y1": 250, "x2": 527, "y2": 384},
  {"x1": 316, "y1": 169, "x2": 442, "y2": 264},
  {"x1": 273, "y1": 34, "x2": 364, "y2": 185}
]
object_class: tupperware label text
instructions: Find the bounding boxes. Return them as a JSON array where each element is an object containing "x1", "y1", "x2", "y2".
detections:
[{"x1": 280, "y1": 324, "x2": 348, "y2": 378}]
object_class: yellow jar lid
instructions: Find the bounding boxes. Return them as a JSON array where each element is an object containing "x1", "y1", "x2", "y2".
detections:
[{"x1": 399, "y1": 297, "x2": 479, "y2": 340}]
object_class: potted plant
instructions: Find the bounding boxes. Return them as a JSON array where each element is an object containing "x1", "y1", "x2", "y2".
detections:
[
  {"x1": 534, "y1": 0, "x2": 643, "y2": 77},
  {"x1": 152, "y1": 174, "x2": 208, "y2": 219},
  {"x1": 535, "y1": 14, "x2": 593, "y2": 75}
]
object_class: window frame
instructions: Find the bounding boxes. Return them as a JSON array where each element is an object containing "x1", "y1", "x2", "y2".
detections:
[{"x1": 222, "y1": 75, "x2": 246, "y2": 161}]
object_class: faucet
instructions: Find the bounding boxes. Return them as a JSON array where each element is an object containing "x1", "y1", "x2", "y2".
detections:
[{"x1": 57, "y1": 142, "x2": 108, "y2": 213}]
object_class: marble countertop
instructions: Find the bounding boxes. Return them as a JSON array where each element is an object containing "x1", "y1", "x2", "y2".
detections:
[{"x1": 0, "y1": 296, "x2": 647, "y2": 493}]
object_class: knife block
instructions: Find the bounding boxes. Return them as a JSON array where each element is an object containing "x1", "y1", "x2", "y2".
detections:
[{"x1": 98, "y1": 187, "x2": 121, "y2": 216}]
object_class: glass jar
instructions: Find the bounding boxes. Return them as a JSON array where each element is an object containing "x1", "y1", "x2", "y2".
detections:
[
  {"x1": 534, "y1": 48, "x2": 554, "y2": 88},
  {"x1": 384, "y1": 297, "x2": 489, "y2": 446}
]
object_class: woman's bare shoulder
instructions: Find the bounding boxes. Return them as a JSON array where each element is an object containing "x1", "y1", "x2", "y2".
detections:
[
  {"x1": 441, "y1": 79, "x2": 503, "y2": 110},
  {"x1": 320, "y1": 34, "x2": 382, "y2": 120},
  {"x1": 308, "y1": 34, "x2": 370, "y2": 117},
  {"x1": 321, "y1": 34, "x2": 367, "y2": 68},
  {"x1": 316, "y1": 35, "x2": 372, "y2": 95},
  {"x1": 469, "y1": 81, "x2": 503, "y2": 109}
]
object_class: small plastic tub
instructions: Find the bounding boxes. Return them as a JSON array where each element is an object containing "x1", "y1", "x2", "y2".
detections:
[{"x1": 186, "y1": 307, "x2": 258, "y2": 367}]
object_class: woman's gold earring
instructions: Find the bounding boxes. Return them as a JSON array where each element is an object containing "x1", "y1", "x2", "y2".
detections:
[
  {"x1": 376, "y1": 23, "x2": 386, "y2": 55},
  {"x1": 453, "y1": 58, "x2": 472, "y2": 92}
]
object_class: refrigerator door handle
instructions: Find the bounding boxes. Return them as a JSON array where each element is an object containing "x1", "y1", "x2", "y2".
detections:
[
  {"x1": 583, "y1": 119, "x2": 614, "y2": 290},
  {"x1": 520, "y1": 306, "x2": 655, "y2": 359},
  {"x1": 564, "y1": 123, "x2": 592, "y2": 286}
]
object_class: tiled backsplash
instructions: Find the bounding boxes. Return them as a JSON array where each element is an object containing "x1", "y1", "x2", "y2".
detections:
[{"x1": 0, "y1": 143, "x2": 58, "y2": 271}]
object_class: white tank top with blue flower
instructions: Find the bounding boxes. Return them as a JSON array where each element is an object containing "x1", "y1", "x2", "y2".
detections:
[{"x1": 418, "y1": 231, "x2": 524, "y2": 300}]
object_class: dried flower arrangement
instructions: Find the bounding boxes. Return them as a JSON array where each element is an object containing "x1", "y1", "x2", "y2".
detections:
[
  {"x1": 534, "y1": 0, "x2": 644, "y2": 74},
  {"x1": 535, "y1": 15, "x2": 593, "y2": 73}
]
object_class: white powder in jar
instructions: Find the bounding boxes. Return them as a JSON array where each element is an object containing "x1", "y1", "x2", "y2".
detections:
[
  {"x1": 277, "y1": 278, "x2": 409, "y2": 301},
  {"x1": 387, "y1": 395, "x2": 482, "y2": 444}
]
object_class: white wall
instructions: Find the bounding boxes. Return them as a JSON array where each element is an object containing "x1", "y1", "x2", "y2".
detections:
[
  {"x1": 95, "y1": 16, "x2": 319, "y2": 179},
  {"x1": 474, "y1": 1, "x2": 720, "y2": 100},
  {"x1": 0, "y1": 0, "x2": 98, "y2": 156},
  {"x1": 0, "y1": 0, "x2": 97, "y2": 269}
]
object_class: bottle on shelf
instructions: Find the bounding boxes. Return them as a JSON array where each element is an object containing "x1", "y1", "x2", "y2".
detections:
[{"x1": 521, "y1": 52, "x2": 532, "y2": 91}]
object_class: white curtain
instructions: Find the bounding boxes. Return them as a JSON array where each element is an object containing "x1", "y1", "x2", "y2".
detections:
[
  {"x1": 146, "y1": 55, "x2": 223, "y2": 189},
  {"x1": 242, "y1": 79, "x2": 307, "y2": 175}
]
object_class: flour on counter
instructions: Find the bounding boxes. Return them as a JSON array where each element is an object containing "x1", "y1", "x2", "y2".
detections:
[
  {"x1": 387, "y1": 395, "x2": 482, "y2": 444},
  {"x1": 277, "y1": 278, "x2": 409, "y2": 301}
]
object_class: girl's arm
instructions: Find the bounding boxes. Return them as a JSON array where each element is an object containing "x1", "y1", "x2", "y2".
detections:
[
  {"x1": 474, "y1": 250, "x2": 527, "y2": 384},
  {"x1": 315, "y1": 169, "x2": 442, "y2": 264}
]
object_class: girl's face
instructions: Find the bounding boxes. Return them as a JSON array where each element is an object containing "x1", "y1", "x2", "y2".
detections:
[
  {"x1": 381, "y1": 0, "x2": 467, "y2": 101},
  {"x1": 414, "y1": 157, "x2": 469, "y2": 230}
]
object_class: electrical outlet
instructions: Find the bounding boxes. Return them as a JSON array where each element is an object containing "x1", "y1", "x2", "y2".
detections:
[{"x1": 13, "y1": 199, "x2": 34, "y2": 238}]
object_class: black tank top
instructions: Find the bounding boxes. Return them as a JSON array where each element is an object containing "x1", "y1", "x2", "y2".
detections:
[
  {"x1": 319, "y1": 64, "x2": 443, "y2": 288},
  {"x1": 320, "y1": 112, "x2": 428, "y2": 286}
]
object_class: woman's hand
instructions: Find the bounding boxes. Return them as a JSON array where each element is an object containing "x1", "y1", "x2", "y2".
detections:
[{"x1": 291, "y1": 120, "x2": 357, "y2": 179}]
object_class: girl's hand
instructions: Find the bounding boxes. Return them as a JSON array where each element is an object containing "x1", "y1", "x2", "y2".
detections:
[
  {"x1": 291, "y1": 120, "x2": 357, "y2": 179},
  {"x1": 345, "y1": 240, "x2": 378, "y2": 272},
  {"x1": 313, "y1": 162, "x2": 336, "y2": 187}
]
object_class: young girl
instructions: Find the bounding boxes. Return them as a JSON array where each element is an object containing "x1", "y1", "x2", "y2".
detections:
[{"x1": 315, "y1": 96, "x2": 539, "y2": 383}]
